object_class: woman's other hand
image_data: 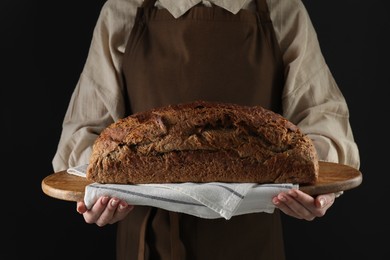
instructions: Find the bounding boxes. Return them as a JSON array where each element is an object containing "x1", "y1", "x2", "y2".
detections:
[{"x1": 76, "y1": 197, "x2": 134, "y2": 226}]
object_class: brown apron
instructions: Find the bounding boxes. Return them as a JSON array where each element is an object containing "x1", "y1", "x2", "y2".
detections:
[{"x1": 118, "y1": 0, "x2": 286, "y2": 259}]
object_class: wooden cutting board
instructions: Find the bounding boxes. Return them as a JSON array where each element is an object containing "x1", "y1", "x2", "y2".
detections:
[{"x1": 41, "y1": 161, "x2": 362, "y2": 202}]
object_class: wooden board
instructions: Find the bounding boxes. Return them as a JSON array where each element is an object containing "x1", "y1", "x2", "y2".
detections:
[
  {"x1": 299, "y1": 161, "x2": 362, "y2": 195},
  {"x1": 41, "y1": 171, "x2": 92, "y2": 202},
  {"x1": 41, "y1": 161, "x2": 362, "y2": 202}
]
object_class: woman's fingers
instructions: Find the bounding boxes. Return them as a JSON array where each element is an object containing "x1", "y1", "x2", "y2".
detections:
[
  {"x1": 77, "y1": 197, "x2": 134, "y2": 227},
  {"x1": 273, "y1": 189, "x2": 336, "y2": 221}
]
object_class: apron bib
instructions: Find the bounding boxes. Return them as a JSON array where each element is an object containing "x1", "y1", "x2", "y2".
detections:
[
  {"x1": 118, "y1": 0, "x2": 286, "y2": 259},
  {"x1": 122, "y1": 0, "x2": 284, "y2": 113}
]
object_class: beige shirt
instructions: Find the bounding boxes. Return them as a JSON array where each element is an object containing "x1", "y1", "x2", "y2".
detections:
[{"x1": 52, "y1": 0, "x2": 360, "y2": 172}]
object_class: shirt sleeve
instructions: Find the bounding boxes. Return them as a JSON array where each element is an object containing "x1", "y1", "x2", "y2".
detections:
[
  {"x1": 269, "y1": 0, "x2": 360, "y2": 169},
  {"x1": 52, "y1": 0, "x2": 142, "y2": 171}
]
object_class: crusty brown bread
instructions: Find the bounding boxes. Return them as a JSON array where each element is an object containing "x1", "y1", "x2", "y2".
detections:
[{"x1": 86, "y1": 100, "x2": 319, "y2": 184}]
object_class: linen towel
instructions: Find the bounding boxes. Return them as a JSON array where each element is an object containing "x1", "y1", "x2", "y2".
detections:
[{"x1": 68, "y1": 164, "x2": 298, "y2": 220}]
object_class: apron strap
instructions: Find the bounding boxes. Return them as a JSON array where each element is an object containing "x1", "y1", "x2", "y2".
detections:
[
  {"x1": 255, "y1": 0, "x2": 270, "y2": 14},
  {"x1": 255, "y1": 0, "x2": 273, "y2": 24},
  {"x1": 142, "y1": 0, "x2": 157, "y2": 9}
]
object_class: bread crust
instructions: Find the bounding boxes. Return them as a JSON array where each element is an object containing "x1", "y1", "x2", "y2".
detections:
[{"x1": 86, "y1": 101, "x2": 319, "y2": 184}]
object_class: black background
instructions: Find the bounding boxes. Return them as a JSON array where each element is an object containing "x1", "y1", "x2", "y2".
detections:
[{"x1": 4, "y1": 0, "x2": 389, "y2": 259}]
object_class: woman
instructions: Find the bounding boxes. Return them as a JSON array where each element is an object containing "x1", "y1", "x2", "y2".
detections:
[{"x1": 53, "y1": 0, "x2": 360, "y2": 259}]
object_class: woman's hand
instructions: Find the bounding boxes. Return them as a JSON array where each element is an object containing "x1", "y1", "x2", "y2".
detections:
[
  {"x1": 272, "y1": 189, "x2": 336, "y2": 221},
  {"x1": 76, "y1": 197, "x2": 134, "y2": 227}
]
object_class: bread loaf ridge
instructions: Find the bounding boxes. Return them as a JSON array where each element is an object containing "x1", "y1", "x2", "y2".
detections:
[{"x1": 86, "y1": 100, "x2": 319, "y2": 184}]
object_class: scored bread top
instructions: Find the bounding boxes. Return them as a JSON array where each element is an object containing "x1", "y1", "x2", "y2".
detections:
[{"x1": 87, "y1": 100, "x2": 319, "y2": 184}]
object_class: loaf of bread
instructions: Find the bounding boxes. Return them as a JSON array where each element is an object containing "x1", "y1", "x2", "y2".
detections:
[{"x1": 86, "y1": 101, "x2": 319, "y2": 184}]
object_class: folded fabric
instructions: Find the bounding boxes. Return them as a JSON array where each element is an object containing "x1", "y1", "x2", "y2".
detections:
[{"x1": 68, "y1": 164, "x2": 298, "y2": 220}]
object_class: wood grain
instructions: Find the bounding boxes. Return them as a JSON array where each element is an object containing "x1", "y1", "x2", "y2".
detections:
[
  {"x1": 41, "y1": 171, "x2": 92, "y2": 202},
  {"x1": 41, "y1": 161, "x2": 362, "y2": 202},
  {"x1": 300, "y1": 161, "x2": 362, "y2": 195}
]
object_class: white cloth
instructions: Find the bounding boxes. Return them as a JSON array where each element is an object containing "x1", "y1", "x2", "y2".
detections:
[{"x1": 68, "y1": 165, "x2": 298, "y2": 220}]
